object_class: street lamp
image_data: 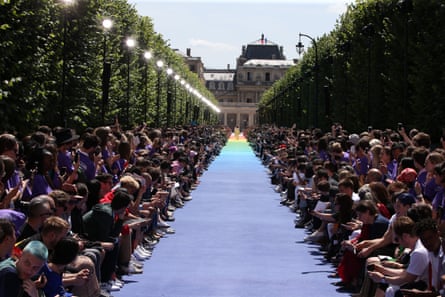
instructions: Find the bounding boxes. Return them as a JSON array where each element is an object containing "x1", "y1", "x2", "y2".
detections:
[
  {"x1": 398, "y1": 0, "x2": 412, "y2": 123},
  {"x1": 125, "y1": 37, "x2": 135, "y2": 128},
  {"x1": 101, "y1": 18, "x2": 113, "y2": 125},
  {"x1": 61, "y1": 0, "x2": 75, "y2": 127},
  {"x1": 362, "y1": 23, "x2": 374, "y2": 126},
  {"x1": 297, "y1": 33, "x2": 319, "y2": 128},
  {"x1": 155, "y1": 60, "x2": 164, "y2": 127},
  {"x1": 173, "y1": 74, "x2": 180, "y2": 125},
  {"x1": 180, "y1": 79, "x2": 186, "y2": 124},
  {"x1": 166, "y1": 67, "x2": 173, "y2": 127},
  {"x1": 143, "y1": 51, "x2": 152, "y2": 123}
]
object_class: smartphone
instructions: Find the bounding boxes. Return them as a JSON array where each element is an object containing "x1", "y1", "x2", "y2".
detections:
[
  {"x1": 397, "y1": 122, "x2": 403, "y2": 131},
  {"x1": 367, "y1": 264, "x2": 375, "y2": 271},
  {"x1": 368, "y1": 126, "x2": 373, "y2": 132}
]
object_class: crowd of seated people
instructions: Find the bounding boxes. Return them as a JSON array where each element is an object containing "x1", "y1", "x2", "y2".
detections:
[
  {"x1": 249, "y1": 124, "x2": 445, "y2": 297},
  {"x1": 0, "y1": 123, "x2": 227, "y2": 297}
]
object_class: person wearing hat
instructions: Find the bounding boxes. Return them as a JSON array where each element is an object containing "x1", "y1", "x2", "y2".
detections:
[
  {"x1": 54, "y1": 128, "x2": 79, "y2": 177},
  {"x1": 39, "y1": 237, "x2": 79, "y2": 297}
]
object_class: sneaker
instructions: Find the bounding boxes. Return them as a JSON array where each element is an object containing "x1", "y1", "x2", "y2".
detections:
[
  {"x1": 164, "y1": 227, "x2": 175, "y2": 234},
  {"x1": 133, "y1": 249, "x2": 150, "y2": 261},
  {"x1": 113, "y1": 279, "x2": 124, "y2": 288},
  {"x1": 304, "y1": 230, "x2": 325, "y2": 243},
  {"x1": 137, "y1": 245, "x2": 152, "y2": 255},
  {"x1": 128, "y1": 262, "x2": 143, "y2": 274},
  {"x1": 182, "y1": 195, "x2": 192, "y2": 201},
  {"x1": 108, "y1": 281, "x2": 121, "y2": 292},
  {"x1": 135, "y1": 246, "x2": 151, "y2": 258},
  {"x1": 130, "y1": 259, "x2": 144, "y2": 269},
  {"x1": 157, "y1": 220, "x2": 170, "y2": 228},
  {"x1": 130, "y1": 255, "x2": 145, "y2": 267}
]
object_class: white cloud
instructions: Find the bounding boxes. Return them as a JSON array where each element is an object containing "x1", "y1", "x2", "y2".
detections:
[
  {"x1": 189, "y1": 39, "x2": 237, "y2": 51},
  {"x1": 326, "y1": 2, "x2": 349, "y2": 14}
]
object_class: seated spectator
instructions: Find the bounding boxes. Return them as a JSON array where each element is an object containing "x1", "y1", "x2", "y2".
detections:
[
  {"x1": 336, "y1": 200, "x2": 389, "y2": 293},
  {"x1": 0, "y1": 240, "x2": 48, "y2": 297},
  {"x1": 17, "y1": 195, "x2": 55, "y2": 242},
  {"x1": 368, "y1": 216, "x2": 429, "y2": 297},
  {"x1": 0, "y1": 219, "x2": 16, "y2": 261},
  {"x1": 40, "y1": 237, "x2": 79, "y2": 297},
  {"x1": 54, "y1": 128, "x2": 79, "y2": 176},
  {"x1": 356, "y1": 192, "x2": 416, "y2": 259},
  {"x1": 82, "y1": 188, "x2": 132, "y2": 285}
]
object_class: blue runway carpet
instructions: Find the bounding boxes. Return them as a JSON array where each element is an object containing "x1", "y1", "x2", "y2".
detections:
[{"x1": 113, "y1": 140, "x2": 348, "y2": 297}]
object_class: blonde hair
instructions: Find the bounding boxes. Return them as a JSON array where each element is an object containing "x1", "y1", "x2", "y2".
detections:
[{"x1": 120, "y1": 175, "x2": 140, "y2": 190}]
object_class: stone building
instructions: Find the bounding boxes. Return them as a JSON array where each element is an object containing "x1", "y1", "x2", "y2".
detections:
[{"x1": 204, "y1": 35, "x2": 294, "y2": 130}]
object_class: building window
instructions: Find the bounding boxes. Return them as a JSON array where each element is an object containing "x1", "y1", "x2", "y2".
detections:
[
  {"x1": 218, "y1": 82, "x2": 224, "y2": 90},
  {"x1": 209, "y1": 81, "x2": 215, "y2": 90},
  {"x1": 265, "y1": 72, "x2": 270, "y2": 81},
  {"x1": 189, "y1": 65, "x2": 196, "y2": 72},
  {"x1": 227, "y1": 82, "x2": 234, "y2": 90},
  {"x1": 247, "y1": 72, "x2": 251, "y2": 81},
  {"x1": 246, "y1": 98, "x2": 252, "y2": 103}
]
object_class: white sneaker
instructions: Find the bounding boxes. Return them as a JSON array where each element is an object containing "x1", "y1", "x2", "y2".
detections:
[
  {"x1": 130, "y1": 255, "x2": 144, "y2": 267},
  {"x1": 304, "y1": 230, "x2": 325, "y2": 243},
  {"x1": 164, "y1": 227, "x2": 175, "y2": 234},
  {"x1": 137, "y1": 245, "x2": 152, "y2": 255},
  {"x1": 157, "y1": 220, "x2": 170, "y2": 228},
  {"x1": 133, "y1": 248, "x2": 150, "y2": 261},
  {"x1": 113, "y1": 279, "x2": 124, "y2": 288},
  {"x1": 128, "y1": 262, "x2": 143, "y2": 274},
  {"x1": 107, "y1": 281, "x2": 121, "y2": 291},
  {"x1": 182, "y1": 195, "x2": 192, "y2": 201}
]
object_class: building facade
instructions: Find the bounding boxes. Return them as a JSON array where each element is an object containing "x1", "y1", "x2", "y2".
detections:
[{"x1": 204, "y1": 35, "x2": 295, "y2": 130}]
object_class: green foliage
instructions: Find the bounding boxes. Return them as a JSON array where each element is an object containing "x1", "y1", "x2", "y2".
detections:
[
  {"x1": 259, "y1": 0, "x2": 445, "y2": 139},
  {"x1": 0, "y1": 0, "x2": 218, "y2": 134}
]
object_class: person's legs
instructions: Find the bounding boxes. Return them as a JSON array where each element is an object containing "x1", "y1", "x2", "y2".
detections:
[{"x1": 67, "y1": 255, "x2": 101, "y2": 297}]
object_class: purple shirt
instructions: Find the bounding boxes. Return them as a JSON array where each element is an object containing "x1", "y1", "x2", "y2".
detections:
[
  {"x1": 5, "y1": 170, "x2": 20, "y2": 191},
  {"x1": 432, "y1": 188, "x2": 445, "y2": 219},
  {"x1": 425, "y1": 178, "x2": 440, "y2": 202},
  {"x1": 31, "y1": 174, "x2": 54, "y2": 197},
  {"x1": 57, "y1": 151, "x2": 73, "y2": 174},
  {"x1": 79, "y1": 151, "x2": 96, "y2": 181},
  {"x1": 353, "y1": 155, "x2": 369, "y2": 176}
]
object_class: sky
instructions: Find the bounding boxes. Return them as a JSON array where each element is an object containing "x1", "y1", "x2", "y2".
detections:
[{"x1": 127, "y1": 0, "x2": 353, "y2": 69}]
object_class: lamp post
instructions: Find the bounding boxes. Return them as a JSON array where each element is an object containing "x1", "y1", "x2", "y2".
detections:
[
  {"x1": 297, "y1": 33, "x2": 319, "y2": 128},
  {"x1": 362, "y1": 23, "x2": 374, "y2": 126},
  {"x1": 398, "y1": 0, "x2": 413, "y2": 123},
  {"x1": 125, "y1": 37, "x2": 135, "y2": 128},
  {"x1": 143, "y1": 51, "x2": 152, "y2": 123},
  {"x1": 101, "y1": 18, "x2": 113, "y2": 125},
  {"x1": 173, "y1": 74, "x2": 180, "y2": 125},
  {"x1": 166, "y1": 67, "x2": 173, "y2": 127},
  {"x1": 180, "y1": 79, "x2": 186, "y2": 124},
  {"x1": 61, "y1": 0, "x2": 75, "y2": 127},
  {"x1": 155, "y1": 60, "x2": 164, "y2": 127}
]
